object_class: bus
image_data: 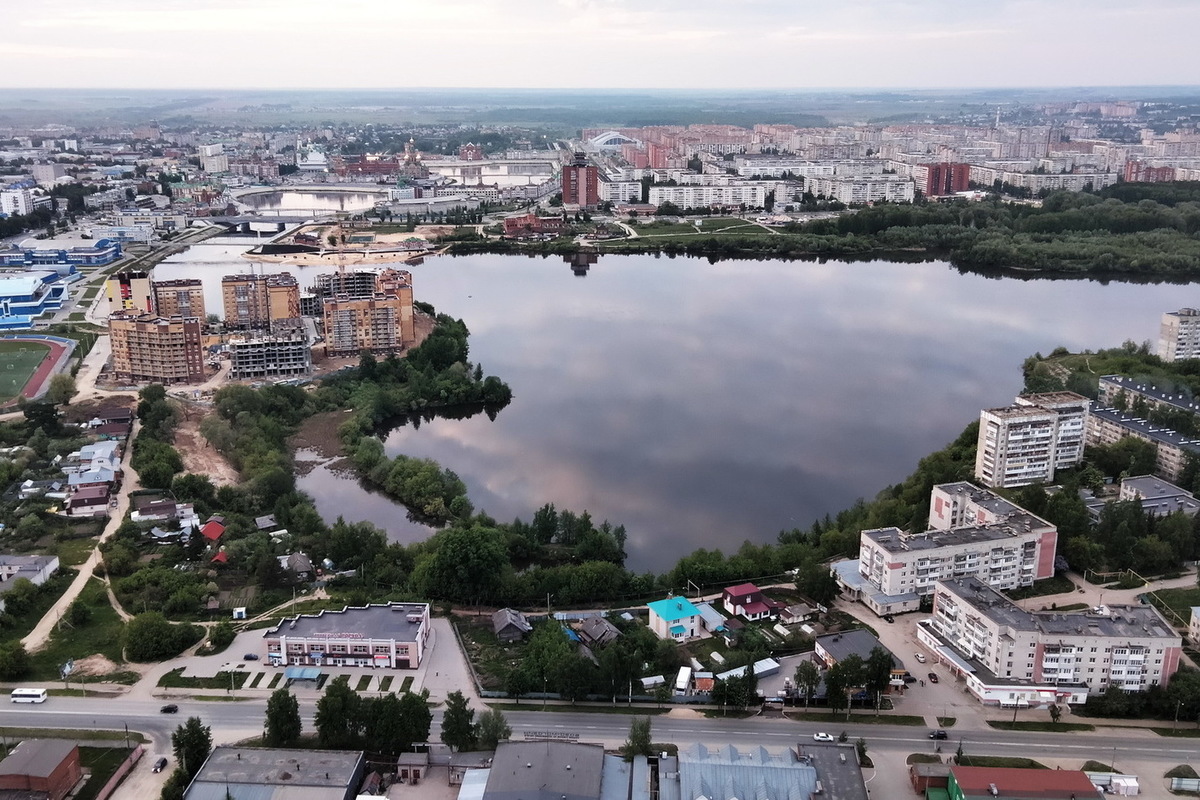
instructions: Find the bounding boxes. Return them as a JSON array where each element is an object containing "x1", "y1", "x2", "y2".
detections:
[
  {"x1": 674, "y1": 666, "x2": 692, "y2": 697},
  {"x1": 10, "y1": 688, "x2": 47, "y2": 703}
]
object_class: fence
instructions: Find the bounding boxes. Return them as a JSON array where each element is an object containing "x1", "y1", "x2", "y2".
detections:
[
  {"x1": 1171, "y1": 777, "x2": 1200, "y2": 793},
  {"x1": 94, "y1": 745, "x2": 144, "y2": 800}
]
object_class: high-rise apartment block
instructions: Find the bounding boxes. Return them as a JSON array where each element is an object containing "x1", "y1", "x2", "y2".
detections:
[
  {"x1": 323, "y1": 269, "x2": 415, "y2": 357},
  {"x1": 562, "y1": 153, "x2": 599, "y2": 207},
  {"x1": 974, "y1": 392, "x2": 1089, "y2": 488},
  {"x1": 106, "y1": 271, "x2": 153, "y2": 314},
  {"x1": 922, "y1": 162, "x2": 971, "y2": 196},
  {"x1": 918, "y1": 577, "x2": 1181, "y2": 706},
  {"x1": 1158, "y1": 308, "x2": 1200, "y2": 362},
  {"x1": 221, "y1": 273, "x2": 300, "y2": 329},
  {"x1": 834, "y1": 482, "x2": 1057, "y2": 616},
  {"x1": 151, "y1": 279, "x2": 206, "y2": 319},
  {"x1": 108, "y1": 312, "x2": 206, "y2": 384}
]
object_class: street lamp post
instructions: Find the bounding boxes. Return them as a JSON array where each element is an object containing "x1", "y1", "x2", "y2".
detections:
[{"x1": 1174, "y1": 700, "x2": 1183, "y2": 732}]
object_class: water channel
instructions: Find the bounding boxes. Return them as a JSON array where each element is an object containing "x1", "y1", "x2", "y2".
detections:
[{"x1": 153, "y1": 232, "x2": 1190, "y2": 572}]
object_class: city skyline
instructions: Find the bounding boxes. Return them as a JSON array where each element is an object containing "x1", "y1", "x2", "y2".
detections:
[{"x1": 4, "y1": 0, "x2": 1200, "y2": 91}]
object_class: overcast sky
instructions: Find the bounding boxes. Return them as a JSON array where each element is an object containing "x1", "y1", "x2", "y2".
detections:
[{"x1": 5, "y1": 0, "x2": 1199, "y2": 90}]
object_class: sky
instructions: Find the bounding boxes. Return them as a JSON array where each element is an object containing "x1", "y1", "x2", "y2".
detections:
[{"x1": 4, "y1": 0, "x2": 1200, "y2": 90}]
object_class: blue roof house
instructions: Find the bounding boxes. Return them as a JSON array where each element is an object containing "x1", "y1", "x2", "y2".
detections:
[{"x1": 648, "y1": 597, "x2": 701, "y2": 641}]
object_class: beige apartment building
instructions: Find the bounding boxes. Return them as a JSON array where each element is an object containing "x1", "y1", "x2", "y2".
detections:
[
  {"x1": 150, "y1": 279, "x2": 206, "y2": 319},
  {"x1": 105, "y1": 271, "x2": 153, "y2": 315},
  {"x1": 918, "y1": 577, "x2": 1182, "y2": 707},
  {"x1": 221, "y1": 273, "x2": 300, "y2": 329},
  {"x1": 322, "y1": 269, "x2": 415, "y2": 357},
  {"x1": 1158, "y1": 308, "x2": 1200, "y2": 362},
  {"x1": 974, "y1": 392, "x2": 1089, "y2": 488},
  {"x1": 108, "y1": 312, "x2": 206, "y2": 384},
  {"x1": 834, "y1": 482, "x2": 1057, "y2": 617},
  {"x1": 1085, "y1": 406, "x2": 1200, "y2": 483}
]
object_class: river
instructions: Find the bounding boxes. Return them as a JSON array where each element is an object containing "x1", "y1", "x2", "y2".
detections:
[{"x1": 151, "y1": 236, "x2": 1191, "y2": 572}]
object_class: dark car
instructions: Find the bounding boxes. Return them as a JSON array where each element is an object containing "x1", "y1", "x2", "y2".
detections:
[
  {"x1": 160, "y1": 704, "x2": 178, "y2": 713},
  {"x1": 153, "y1": 757, "x2": 168, "y2": 773},
  {"x1": 927, "y1": 672, "x2": 939, "y2": 684},
  {"x1": 883, "y1": 614, "x2": 895, "y2": 623},
  {"x1": 243, "y1": 653, "x2": 260, "y2": 661},
  {"x1": 929, "y1": 729, "x2": 948, "y2": 740}
]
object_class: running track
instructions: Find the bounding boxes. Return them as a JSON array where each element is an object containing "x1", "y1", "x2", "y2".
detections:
[{"x1": 0, "y1": 335, "x2": 75, "y2": 406}]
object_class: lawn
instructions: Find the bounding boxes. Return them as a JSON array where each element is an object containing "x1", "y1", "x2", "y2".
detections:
[
  {"x1": 248, "y1": 673, "x2": 264, "y2": 689},
  {"x1": 937, "y1": 717, "x2": 956, "y2": 727},
  {"x1": 954, "y1": 755, "x2": 1048, "y2": 769},
  {"x1": 0, "y1": 340, "x2": 51, "y2": 401},
  {"x1": 0, "y1": 728, "x2": 146, "y2": 743},
  {"x1": 27, "y1": 578, "x2": 126, "y2": 681},
  {"x1": 1082, "y1": 760, "x2": 1119, "y2": 773},
  {"x1": 157, "y1": 667, "x2": 250, "y2": 690},
  {"x1": 379, "y1": 676, "x2": 393, "y2": 692},
  {"x1": 266, "y1": 673, "x2": 282, "y2": 689},
  {"x1": 355, "y1": 675, "x2": 372, "y2": 691},
  {"x1": 784, "y1": 711, "x2": 925, "y2": 726},
  {"x1": 986, "y1": 721, "x2": 1094, "y2": 732},
  {"x1": 907, "y1": 753, "x2": 943, "y2": 764},
  {"x1": 1004, "y1": 574, "x2": 1076, "y2": 601},
  {"x1": 0, "y1": 569, "x2": 78, "y2": 645},
  {"x1": 52, "y1": 535, "x2": 98, "y2": 567},
  {"x1": 1147, "y1": 587, "x2": 1200, "y2": 626}
]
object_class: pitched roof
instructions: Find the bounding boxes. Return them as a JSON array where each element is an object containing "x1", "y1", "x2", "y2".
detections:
[
  {"x1": 199, "y1": 520, "x2": 225, "y2": 541},
  {"x1": 210, "y1": 550, "x2": 228, "y2": 564},
  {"x1": 723, "y1": 582, "x2": 761, "y2": 598},
  {"x1": 492, "y1": 608, "x2": 532, "y2": 635},
  {"x1": 648, "y1": 597, "x2": 701, "y2": 622}
]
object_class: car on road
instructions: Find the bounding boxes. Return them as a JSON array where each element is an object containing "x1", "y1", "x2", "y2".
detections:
[
  {"x1": 929, "y1": 729, "x2": 948, "y2": 740},
  {"x1": 160, "y1": 704, "x2": 178, "y2": 713},
  {"x1": 914, "y1": 653, "x2": 926, "y2": 663},
  {"x1": 927, "y1": 672, "x2": 939, "y2": 683},
  {"x1": 883, "y1": 614, "x2": 895, "y2": 623},
  {"x1": 243, "y1": 653, "x2": 260, "y2": 661},
  {"x1": 153, "y1": 757, "x2": 168, "y2": 773},
  {"x1": 812, "y1": 732, "x2": 835, "y2": 742}
]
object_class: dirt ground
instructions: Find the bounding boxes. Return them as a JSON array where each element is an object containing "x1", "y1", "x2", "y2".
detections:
[{"x1": 173, "y1": 413, "x2": 240, "y2": 486}]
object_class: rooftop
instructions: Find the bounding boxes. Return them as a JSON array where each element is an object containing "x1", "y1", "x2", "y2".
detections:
[
  {"x1": 1090, "y1": 406, "x2": 1200, "y2": 454},
  {"x1": 648, "y1": 597, "x2": 700, "y2": 622},
  {"x1": 951, "y1": 766, "x2": 1101, "y2": 800},
  {"x1": 0, "y1": 740, "x2": 76, "y2": 779},
  {"x1": 483, "y1": 741, "x2": 605, "y2": 800},
  {"x1": 678, "y1": 744, "x2": 820, "y2": 800},
  {"x1": 264, "y1": 602, "x2": 428, "y2": 642},
  {"x1": 184, "y1": 746, "x2": 364, "y2": 800}
]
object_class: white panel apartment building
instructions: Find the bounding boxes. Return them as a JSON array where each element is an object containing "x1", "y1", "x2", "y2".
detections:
[
  {"x1": 974, "y1": 392, "x2": 1089, "y2": 488},
  {"x1": 1158, "y1": 308, "x2": 1200, "y2": 362},
  {"x1": 648, "y1": 184, "x2": 768, "y2": 208},
  {"x1": 917, "y1": 577, "x2": 1182, "y2": 707},
  {"x1": 834, "y1": 482, "x2": 1057, "y2": 617},
  {"x1": 805, "y1": 175, "x2": 915, "y2": 204}
]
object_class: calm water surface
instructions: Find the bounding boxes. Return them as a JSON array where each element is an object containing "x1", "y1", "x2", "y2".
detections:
[
  {"x1": 238, "y1": 190, "x2": 382, "y2": 214},
  {"x1": 154, "y1": 244, "x2": 1189, "y2": 571}
]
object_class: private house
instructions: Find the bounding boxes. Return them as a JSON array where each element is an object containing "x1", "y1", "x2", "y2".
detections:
[
  {"x1": 199, "y1": 518, "x2": 225, "y2": 542},
  {"x1": 781, "y1": 603, "x2": 816, "y2": 624},
  {"x1": 0, "y1": 555, "x2": 60, "y2": 613},
  {"x1": 66, "y1": 467, "x2": 119, "y2": 491},
  {"x1": 492, "y1": 608, "x2": 532, "y2": 642},
  {"x1": 721, "y1": 583, "x2": 781, "y2": 621},
  {"x1": 66, "y1": 484, "x2": 110, "y2": 516},
  {"x1": 87, "y1": 406, "x2": 134, "y2": 428},
  {"x1": 648, "y1": 597, "x2": 701, "y2": 641},
  {"x1": 695, "y1": 601, "x2": 728, "y2": 633},
  {"x1": 276, "y1": 552, "x2": 314, "y2": 580},
  {"x1": 579, "y1": 616, "x2": 621, "y2": 647},
  {"x1": 18, "y1": 479, "x2": 63, "y2": 500}
]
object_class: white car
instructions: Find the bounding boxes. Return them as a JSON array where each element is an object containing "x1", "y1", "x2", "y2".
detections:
[
  {"x1": 914, "y1": 653, "x2": 927, "y2": 663},
  {"x1": 812, "y1": 733, "x2": 835, "y2": 742}
]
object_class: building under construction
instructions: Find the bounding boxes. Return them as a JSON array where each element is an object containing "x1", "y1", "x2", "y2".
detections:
[
  {"x1": 227, "y1": 321, "x2": 312, "y2": 380},
  {"x1": 322, "y1": 268, "x2": 416, "y2": 357}
]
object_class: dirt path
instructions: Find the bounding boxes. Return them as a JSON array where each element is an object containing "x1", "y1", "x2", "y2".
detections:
[{"x1": 173, "y1": 412, "x2": 239, "y2": 486}]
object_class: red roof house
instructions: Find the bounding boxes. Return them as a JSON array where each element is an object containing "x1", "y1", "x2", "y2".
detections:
[
  {"x1": 722, "y1": 583, "x2": 782, "y2": 621},
  {"x1": 210, "y1": 550, "x2": 228, "y2": 564},
  {"x1": 199, "y1": 520, "x2": 225, "y2": 542},
  {"x1": 949, "y1": 766, "x2": 1103, "y2": 800}
]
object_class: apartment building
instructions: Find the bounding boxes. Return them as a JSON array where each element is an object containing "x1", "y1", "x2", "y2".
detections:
[
  {"x1": 105, "y1": 271, "x2": 153, "y2": 314},
  {"x1": 221, "y1": 273, "x2": 300, "y2": 329},
  {"x1": 974, "y1": 392, "x2": 1089, "y2": 488},
  {"x1": 228, "y1": 324, "x2": 311, "y2": 380},
  {"x1": 151, "y1": 279, "x2": 206, "y2": 319},
  {"x1": 834, "y1": 482, "x2": 1056, "y2": 617},
  {"x1": 1085, "y1": 475, "x2": 1200, "y2": 521},
  {"x1": 562, "y1": 152, "x2": 599, "y2": 207},
  {"x1": 322, "y1": 268, "x2": 415, "y2": 357},
  {"x1": 805, "y1": 175, "x2": 915, "y2": 204},
  {"x1": 648, "y1": 184, "x2": 768, "y2": 208},
  {"x1": 1158, "y1": 308, "x2": 1200, "y2": 362},
  {"x1": 1097, "y1": 374, "x2": 1198, "y2": 414},
  {"x1": 108, "y1": 311, "x2": 206, "y2": 384},
  {"x1": 1086, "y1": 406, "x2": 1200, "y2": 483},
  {"x1": 917, "y1": 577, "x2": 1181, "y2": 706}
]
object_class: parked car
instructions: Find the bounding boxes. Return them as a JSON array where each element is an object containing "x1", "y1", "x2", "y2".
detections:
[
  {"x1": 929, "y1": 729, "x2": 948, "y2": 740},
  {"x1": 883, "y1": 614, "x2": 895, "y2": 623},
  {"x1": 243, "y1": 653, "x2": 260, "y2": 661},
  {"x1": 914, "y1": 653, "x2": 926, "y2": 663},
  {"x1": 927, "y1": 672, "x2": 939, "y2": 684},
  {"x1": 812, "y1": 732, "x2": 835, "y2": 742},
  {"x1": 160, "y1": 704, "x2": 178, "y2": 713},
  {"x1": 153, "y1": 757, "x2": 168, "y2": 773}
]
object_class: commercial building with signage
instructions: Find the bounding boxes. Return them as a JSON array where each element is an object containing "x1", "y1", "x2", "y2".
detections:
[{"x1": 263, "y1": 602, "x2": 431, "y2": 669}]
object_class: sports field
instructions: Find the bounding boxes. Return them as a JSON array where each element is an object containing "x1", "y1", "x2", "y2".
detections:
[{"x1": 0, "y1": 340, "x2": 51, "y2": 401}]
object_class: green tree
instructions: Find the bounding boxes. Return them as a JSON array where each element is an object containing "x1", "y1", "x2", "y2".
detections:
[
  {"x1": 44, "y1": 374, "x2": 76, "y2": 405},
  {"x1": 475, "y1": 708, "x2": 512, "y2": 750},
  {"x1": 864, "y1": 646, "x2": 894, "y2": 699},
  {"x1": 0, "y1": 642, "x2": 30, "y2": 680},
  {"x1": 440, "y1": 690, "x2": 477, "y2": 752},
  {"x1": 621, "y1": 716, "x2": 652, "y2": 761},
  {"x1": 795, "y1": 661, "x2": 820, "y2": 710},
  {"x1": 171, "y1": 717, "x2": 212, "y2": 778},
  {"x1": 504, "y1": 668, "x2": 531, "y2": 703},
  {"x1": 208, "y1": 621, "x2": 235, "y2": 651},
  {"x1": 1048, "y1": 703, "x2": 1061, "y2": 725},
  {"x1": 795, "y1": 562, "x2": 839, "y2": 606},
  {"x1": 0, "y1": 578, "x2": 38, "y2": 617},
  {"x1": 396, "y1": 690, "x2": 433, "y2": 751},
  {"x1": 265, "y1": 688, "x2": 302, "y2": 746},
  {"x1": 124, "y1": 613, "x2": 202, "y2": 662},
  {"x1": 315, "y1": 676, "x2": 362, "y2": 749}
]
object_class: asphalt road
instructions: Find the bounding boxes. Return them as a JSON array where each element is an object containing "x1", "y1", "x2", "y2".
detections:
[{"x1": 5, "y1": 697, "x2": 1199, "y2": 772}]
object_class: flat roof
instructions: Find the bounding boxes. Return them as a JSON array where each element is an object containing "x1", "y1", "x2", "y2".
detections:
[
  {"x1": 184, "y1": 747, "x2": 364, "y2": 800},
  {"x1": 951, "y1": 766, "x2": 1101, "y2": 799},
  {"x1": 483, "y1": 741, "x2": 604, "y2": 800},
  {"x1": 264, "y1": 602, "x2": 428, "y2": 642},
  {"x1": 1090, "y1": 407, "x2": 1200, "y2": 454}
]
